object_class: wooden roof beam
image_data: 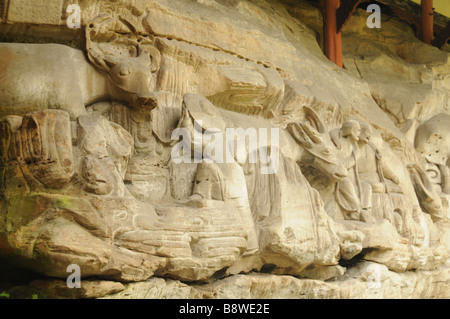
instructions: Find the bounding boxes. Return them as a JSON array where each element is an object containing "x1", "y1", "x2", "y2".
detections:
[
  {"x1": 432, "y1": 20, "x2": 450, "y2": 49},
  {"x1": 421, "y1": 0, "x2": 434, "y2": 44},
  {"x1": 320, "y1": 0, "x2": 343, "y2": 68},
  {"x1": 337, "y1": 0, "x2": 365, "y2": 33}
]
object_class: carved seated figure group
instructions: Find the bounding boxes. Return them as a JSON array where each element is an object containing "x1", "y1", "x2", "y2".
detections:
[
  {"x1": 0, "y1": 13, "x2": 448, "y2": 283},
  {"x1": 330, "y1": 119, "x2": 402, "y2": 223}
]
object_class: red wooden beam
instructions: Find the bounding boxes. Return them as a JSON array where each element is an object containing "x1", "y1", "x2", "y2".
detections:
[
  {"x1": 321, "y1": 0, "x2": 342, "y2": 67},
  {"x1": 0, "y1": 0, "x2": 10, "y2": 23},
  {"x1": 421, "y1": 0, "x2": 434, "y2": 44},
  {"x1": 337, "y1": 0, "x2": 363, "y2": 33},
  {"x1": 324, "y1": 0, "x2": 338, "y2": 63},
  {"x1": 319, "y1": 0, "x2": 326, "y2": 15},
  {"x1": 432, "y1": 20, "x2": 450, "y2": 49},
  {"x1": 336, "y1": 29, "x2": 342, "y2": 68}
]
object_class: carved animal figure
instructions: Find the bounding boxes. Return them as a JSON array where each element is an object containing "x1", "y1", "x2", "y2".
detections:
[
  {"x1": 286, "y1": 108, "x2": 349, "y2": 182},
  {"x1": 176, "y1": 93, "x2": 344, "y2": 268},
  {"x1": 176, "y1": 93, "x2": 348, "y2": 183},
  {"x1": 0, "y1": 20, "x2": 160, "y2": 120}
]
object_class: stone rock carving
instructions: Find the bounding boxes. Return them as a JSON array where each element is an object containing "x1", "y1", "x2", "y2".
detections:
[
  {"x1": 0, "y1": 0, "x2": 449, "y2": 299},
  {"x1": 286, "y1": 107, "x2": 349, "y2": 182},
  {"x1": 287, "y1": 112, "x2": 447, "y2": 271},
  {"x1": 207, "y1": 64, "x2": 285, "y2": 118},
  {"x1": 86, "y1": 101, "x2": 177, "y2": 202},
  {"x1": 0, "y1": 15, "x2": 160, "y2": 120},
  {"x1": 352, "y1": 119, "x2": 428, "y2": 239},
  {"x1": 329, "y1": 120, "x2": 373, "y2": 222},
  {"x1": 414, "y1": 114, "x2": 450, "y2": 169},
  {"x1": 356, "y1": 121, "x2": 401, "y2": 206},
  {"x1": 77, "y1": 114, "x2": 134, "y2": 197},
  {"x1": 0, "y1": 110, "x2": 74, "y2": 192},
  {"x1": 173, "y1": 94, "x2": 360, "y2": 275},
  {"x1": 85, "y1": 14, "x2": 161, "y2": 111},
  {"x1": 173, "y1": 94, "x2": 259, "y2": 255},
  {"x1": 412, "y1": 113, "x2": 450, "y2": 263},
  {"x1": 414, "y1": 114, "x2": 450, "y2": 218},
  {"x1": 0, "y1": 108, "x2": 251, "y2": 282},
  {"x1": 408, "y1": 164, "x2": 443, "y2": 221}
]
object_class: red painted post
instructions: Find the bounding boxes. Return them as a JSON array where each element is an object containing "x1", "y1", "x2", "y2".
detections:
[
  {"x1": 421, "y1": 0, "x2": 434, "y2": 44},
  {"x1": 324, "y1": 0, "x2": 342, "y2": 67},
  {"x1": 335, "y1": 31, "x2": 343, "y2": 68}
]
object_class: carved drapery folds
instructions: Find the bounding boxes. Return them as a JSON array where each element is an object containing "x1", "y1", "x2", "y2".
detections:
[{"x1": 0, "y1": 110, "x2": 74, "y2": 192}]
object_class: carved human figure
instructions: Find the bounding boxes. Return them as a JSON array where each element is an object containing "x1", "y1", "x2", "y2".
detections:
[
  {"x1": 77, "y1": 114, "x2": 134, "y2": 197},
  {"x1": 174, "y1": 95, "x2": 362, "y2": 260},
  {"x1": 174, "y1": 94, "x2": 260, "y2": 255},
  {"x1": 356, "y1": 121, "x2": 400, "y2": 190},
  {"x1": 330, "y1": 120, "x2": 372, "y2": 222},
  {"x1": 355, "y1": 121, "x2": 402, "y2": 222},
  {"x1": 0, "y1": 105, "x2": 255, "y2": 282},
  {"x1": 87, "y1": 101, "x2": 179, "y2": 201}
]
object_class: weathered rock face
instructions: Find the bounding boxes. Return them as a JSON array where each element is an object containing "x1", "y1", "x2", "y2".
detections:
[
  {"x1": 0, "y1": 0, "x2": 449, "y2": 298},
  {"x1": 103, "y1": 261, "x2": 450, "y2": 299}
]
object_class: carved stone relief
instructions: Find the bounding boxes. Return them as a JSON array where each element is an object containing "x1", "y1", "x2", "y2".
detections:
[{"x1": 0, "y1": 0, "x2": 449, "y2": 299}]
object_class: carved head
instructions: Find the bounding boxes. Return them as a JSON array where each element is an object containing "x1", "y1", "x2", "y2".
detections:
[
  {"x1": 86, "y1": 14, "x2": 161, "y2": 110},
  {"x1": 287, "y1": 107, "x2": 348, "y2": 182},
  {"x1": 341, "y1": 120, "x2": 361, "y2": 143},
  {"x1": 415, "y1": 113, "x2": 450, "y2": 166},
  {"x1": 358, "y1": 121, "x2": 372, "y2": 145}
]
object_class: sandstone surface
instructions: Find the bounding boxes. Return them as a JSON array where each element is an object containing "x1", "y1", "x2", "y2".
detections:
[{"x1": 0, "y1": 0, "x2": 449, "y2": 299}]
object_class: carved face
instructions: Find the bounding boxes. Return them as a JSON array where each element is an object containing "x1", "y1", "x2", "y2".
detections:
[
  {"x1": 359, "y1": 125, "x2": 372, "y2": 145},
  {"x1": 81, "y1": 155, "x2": 114, "y2": 195},
  {"x1": 416, "y1": 133, "x2": 449, "y2": 166},
  {"x1": 311, "y1": 145, "x2": 348, "y2": 182},
  {"x1": 107, "y1": 49, "x2": 159, "y2": 109},
  {"x1": 342, "y1": 120, "x2": 361, "y2": 143},
  {"x1": 86, "y1": 17, "x2": 161, "y2": 110},
  {"x1": 415, "y1": 113, "x2": 450, "y2": 166}
]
